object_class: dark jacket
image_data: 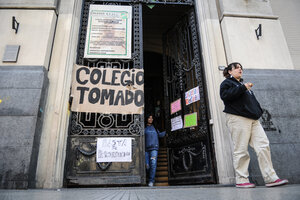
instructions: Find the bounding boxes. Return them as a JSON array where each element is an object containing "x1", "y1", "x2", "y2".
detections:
[
  {"x1": 145, "y1": 125, "x2": 166, "y2": 151},
  {"x1": 220, "y1": 77, "x2": 263, "y2": 120}
]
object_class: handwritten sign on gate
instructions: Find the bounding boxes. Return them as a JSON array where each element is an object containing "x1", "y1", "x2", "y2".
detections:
[
  {"x1": 71, "y1": 64, "x2": 144, "y2": 114},
  {"x1": 171, "y1": 115, "x2": 183, "y2": 131},
  {"x1": 96, "y1": 137, "x2": 132, "y2": 162},
  {"x1": 185, "y1": 86, "x2": 200, "y2": 105},
  {"x1": 170, "y1": 98, "x2": 181, "y2": 114}
]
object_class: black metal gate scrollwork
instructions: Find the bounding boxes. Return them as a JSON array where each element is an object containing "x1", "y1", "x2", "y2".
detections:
[
  {"x1": 65, "y1": 0, "x2": 145, "y2": 186},
  {"x1": 65, "y1": 0, "x2": 216, "y2": 186},
  {"x1": 163, "y1": 9, "x2": 216, "y2": 184}
]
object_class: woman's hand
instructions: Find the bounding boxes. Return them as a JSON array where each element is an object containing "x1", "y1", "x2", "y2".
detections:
[{"x1": 244, "y1": 82, "x2": 253, "y2": 90}]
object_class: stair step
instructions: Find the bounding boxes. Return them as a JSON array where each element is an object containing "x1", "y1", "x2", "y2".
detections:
[
  {"x1": 155, "y1": 176, "x2": 168, "y2": 182},
  {"x1": 156, "y1": 171, "x2": 168, "y2": 176},
  {"x1": 158, "y1": 151, "x2": 167, "y2": 154},
  {"x1": 154, "y1": 182, "x2": 169, "y2": 186},
  {"x1": 158, "y1": 154, "x2": 167, "y2": 158},
  {"x1": 157, "y1": 158, "x2": 167, "y2": 163},
  {"x1": 157, "y1": 162, "x2": 167, "y2": 167},
  {"x1": 156, "y1": 166, "x2": 168, "y2": 171}
]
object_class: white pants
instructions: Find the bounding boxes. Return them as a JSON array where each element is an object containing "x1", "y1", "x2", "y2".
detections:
[{"x1": 226, "y1": 113, "x2": 279, "y2": 184}]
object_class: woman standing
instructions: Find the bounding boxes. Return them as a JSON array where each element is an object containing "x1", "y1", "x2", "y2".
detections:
[
  {"x1": 144, "y1": 114, "x2": 165, "y2": 187},
  {"x1": 220, "y1": 62, "x2": 288, "y2": 188}
]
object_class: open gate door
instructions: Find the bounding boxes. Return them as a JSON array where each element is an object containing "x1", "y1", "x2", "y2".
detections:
[
  {"x1": 163, "y1": 9, "x2": 216, "y2": 185},
  {"x1": 65, "y1": 0, "x2": 145, "y2": 186}
]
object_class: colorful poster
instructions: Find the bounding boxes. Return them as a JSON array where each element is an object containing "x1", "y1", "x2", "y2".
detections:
[
  {"x1": 185, "y1": 86, "x2": 200, "y2": 105},
  {"x1": 171, "y1": 116, "x2": 183, "y2": 131},
  {"x1": 184, "y1": 112, "x2": 198, "y2": 128},
  {"x1": 170, "y1": 98, "x2": 181, "y2": 114},
  {"x1": 96, "y1": 137, "x2": 132, "y2": 162},
  {"x1": 84, "y1": 5, "x2": 132, "y2": 59}
]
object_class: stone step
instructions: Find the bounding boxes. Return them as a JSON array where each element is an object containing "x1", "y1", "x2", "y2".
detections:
[
  {"x1": 157, "y1": 161, "x2": 168, "y2": 167},
  {"x1": 156, "y1": 166, "x2": 168, "y2": 171},
  {"x1": 158, "y1": 150, "x2": 167, "y2": 154},
  {"x1": 158, "y1": 154, "x2": 167, "y2": 158},
  {"x1": 156, "y1": 171, "x2": 168, "y2": 176},
  {"x1": 157, "y1": 158, "x2": 168, "y2": 162},
  {"x1": 155, "y1": 176, "x2": 168, "y2": 182},
  {"x1": 154, "y1": 182, "x2": 169, "y2": 186}
]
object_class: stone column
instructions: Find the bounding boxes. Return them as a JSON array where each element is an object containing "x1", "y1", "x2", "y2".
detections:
[
  {"x1": 35, "y1": 0, "x2": 83, "y2": 188},
  {"x1": 194, "y1": 0, "x2": 235, "y2": 184}
]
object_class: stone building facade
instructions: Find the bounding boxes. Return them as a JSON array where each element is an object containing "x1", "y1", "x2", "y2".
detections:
[{"x1": 0, "y1": 0, "x2": 299, "y2": 189}]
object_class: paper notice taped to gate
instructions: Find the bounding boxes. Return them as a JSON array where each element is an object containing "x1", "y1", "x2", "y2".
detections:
[
  {"x1": 171, "y1": 116, "x2": 183, "y2": 131},
  {"x1": 84, "y1": 5, "x2": 132, "y2": 59},
  {"x1": 184, "y1": 112, "x2": 198, "y2": 128},
  {"x1": 71, "y1": 64, "x2": 144, "y2": 114},
  {"x1": 185, "y1": 86, "x2": 200, "y2": 105},
  {"x1": 96, "y1": 137, "x2": 132, "y2": 162}
]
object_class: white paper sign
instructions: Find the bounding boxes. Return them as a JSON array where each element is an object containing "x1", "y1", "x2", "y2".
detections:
[
  {"x1": 185, "y1": 86, "x2": 200, "y2": 105},
  {"x1": 84, "y1": 5, "x2": 132, "y2": 59},
  {"x1": 96, "y1": 137, "x2": 132, "y2": 162},
  {"x1": 171, "y1": 116, "x2": 183, "y2": 131}
]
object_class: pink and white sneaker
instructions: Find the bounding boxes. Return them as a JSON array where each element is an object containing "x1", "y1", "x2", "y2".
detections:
[
  {"x1": 236, "y1": 183, "x2": 256, "y2": 188},
  {"x1": 266, "y1": 179, "x2": 288, "y2": 187}
]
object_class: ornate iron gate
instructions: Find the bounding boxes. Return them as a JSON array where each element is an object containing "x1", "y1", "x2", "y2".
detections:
[
  {"x1": 65, "y1": 0, "x2": 215, "y2": 186},
  {"x1": 65, "y1": 0, "x2": 145, "y2": 186},
  {"x1": 163, "y1": 9, "x2": 216, "y2": 184}
]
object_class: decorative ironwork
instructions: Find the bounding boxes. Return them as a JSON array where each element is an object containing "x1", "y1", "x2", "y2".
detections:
[
  {"x1": 163, "y1": 9, "x2": 209, "y2": 148},
  {"x1": 72, "y1": 138, "x2": 138, "y2": 173},
  {"x1": 163, "y1": 8, "x2": 215, "y2": 184},
  {"x1": 76, "y1": 144, "x2": 112, "y2": 171},
  {"x1": 73, "y1": 0, "x2": 144, "y2": 136},
  {"x1": 70, "y1": 112, "x2": 143, "y2": 135},
  {"x1": 170, "y1": 142, "x2": 208, "y2": 174},
  {"x1": 92, "y1": 0, "x2": 194, "y2": 5},
  {"x1": 66, "y1": 0, "x2": 145, "y2": 185}
]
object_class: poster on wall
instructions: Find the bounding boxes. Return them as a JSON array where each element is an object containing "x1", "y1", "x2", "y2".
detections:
[
  {"x1": 84, "y1": 5, "x2": 132, "y2": 59},
  {"x1": 171, "y1": 116, "x2": 183, "y2": 131},
  {"x1": 184, "y1": 112, "x2": 198, "y2": 128},
  {"x1": 71, "y1": 64, "x2": 144, "y2": 114},
  {"x1": 96, "y1": 137, "x2": 132, "y2": 162},
  {"x1": 185, "y1": 86, "x2": 200, "y2": 105},
  {"x1": 170, "y1": 98, "x2": 181, "y2": 114}
]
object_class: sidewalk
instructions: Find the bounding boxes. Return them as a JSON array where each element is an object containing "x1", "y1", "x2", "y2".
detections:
[{"x1": 1, "y1": 184, "x2": 300, "y2": 200}]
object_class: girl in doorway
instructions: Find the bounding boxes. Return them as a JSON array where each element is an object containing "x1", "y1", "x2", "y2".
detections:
[{"x1": 145, "y1": 114, "x2": 166, "y2": 187}]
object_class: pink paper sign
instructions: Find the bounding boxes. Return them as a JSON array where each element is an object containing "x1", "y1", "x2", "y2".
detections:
[{"x1": 170, "y1": 98, "x2": 181, "y2": 114}]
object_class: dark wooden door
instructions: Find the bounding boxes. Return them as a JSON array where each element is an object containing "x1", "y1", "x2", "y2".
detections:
[
  {"x1": 163, "y1": 9, "x2": 216, "y2": 185},
  {"x1": 65, "y1": 0, "x2": 145, "y2": 186}
]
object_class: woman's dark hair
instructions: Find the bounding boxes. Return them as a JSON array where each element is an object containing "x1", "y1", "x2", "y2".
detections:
[
  {"x1": 145, "y1": 113, "x2": 154, "y2": 125},
  {"x1": 145, "y1": 113, "x2": 159, "y2": 130},
  {"x1": 223, "y1": 62, "x2": 243, "y2": 78}
]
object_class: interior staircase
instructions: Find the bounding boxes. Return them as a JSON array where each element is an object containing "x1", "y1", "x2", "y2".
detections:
[{"x1": 155, "y1": 147, "x2": 169, "y2": 186}]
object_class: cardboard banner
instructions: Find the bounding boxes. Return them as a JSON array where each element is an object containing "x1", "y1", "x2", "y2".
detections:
[
  {"x1": 84, "y1": 5, "x2": 132, "y2": 59},
  {"x1": 71, "y1": 64, "x2": 144, "y2": 114},
  {"x1": 96, "y1": 137, "x2": 132, "y2": 162}
]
